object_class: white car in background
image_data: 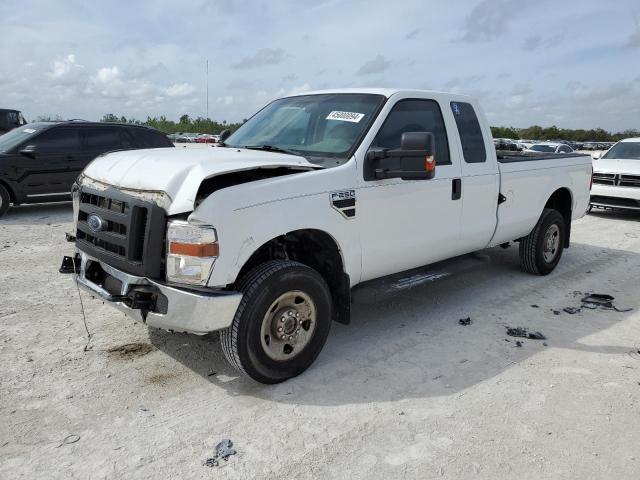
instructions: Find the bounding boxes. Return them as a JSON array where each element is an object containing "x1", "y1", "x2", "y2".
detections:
[
  {"x1": 591, "y1": 138, "x2": 640, "y2": 211},
  {"x1": 525, "y1": 143, "x2": 574, "y2": 154}
]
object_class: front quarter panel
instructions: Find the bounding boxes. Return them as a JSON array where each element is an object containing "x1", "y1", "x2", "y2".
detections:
[{"x1": 188, "y1": 161, "x2": 361, "y2": 288}]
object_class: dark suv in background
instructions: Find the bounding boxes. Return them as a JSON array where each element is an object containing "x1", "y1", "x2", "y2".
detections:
[
  {"x1": 0, "y1": 109, "x2": 27, "y2": 134},
  {"x1": 0, "y1": 121, "x2": 173, "y2": 217}
]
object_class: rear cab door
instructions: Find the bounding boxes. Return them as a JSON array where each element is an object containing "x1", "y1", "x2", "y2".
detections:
[
  {"x1": 448, "y1": 99, "x2": 500, "y2": 252},
  {"x1": 355, "y1": 91, "x2": 464, "y2": 282}
]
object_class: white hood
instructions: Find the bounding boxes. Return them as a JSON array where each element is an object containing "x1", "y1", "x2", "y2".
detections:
[
  {"x1": 82, "y1": 147, "x2": 318, "y2": 214},
  {"x1": 593, "y1": 158, "x2": 640, "y2": 175}
]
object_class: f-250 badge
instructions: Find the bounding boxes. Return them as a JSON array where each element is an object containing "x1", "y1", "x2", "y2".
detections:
[{"x1": 330, "y1": 190, "x2": 356, "y2": 219}]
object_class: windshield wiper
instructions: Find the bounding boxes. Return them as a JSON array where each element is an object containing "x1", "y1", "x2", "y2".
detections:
[{"x1": 242, "y1": 144, "x2": 300, "y2": 156}]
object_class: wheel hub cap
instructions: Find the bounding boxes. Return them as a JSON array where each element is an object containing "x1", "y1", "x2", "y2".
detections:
[
  {"x1": 260, "y1": 291, "x2": 316, "y2": 361},
  {"x1": 543, "y1": 224, "x2": 560, "y2": 263}
]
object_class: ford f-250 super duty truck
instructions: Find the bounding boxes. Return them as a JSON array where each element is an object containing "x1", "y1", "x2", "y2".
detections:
[{"x1": 61, "y1": 89, "x2": 592, "y2": 383}]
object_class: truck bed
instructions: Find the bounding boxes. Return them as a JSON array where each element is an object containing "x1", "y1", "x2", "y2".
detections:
[
  {"x1": 497, "y1": 151, "x2": 587, "y2": 163},
  {"x1": 489, "y1": 152, "x2": 592, "y2": 247}
]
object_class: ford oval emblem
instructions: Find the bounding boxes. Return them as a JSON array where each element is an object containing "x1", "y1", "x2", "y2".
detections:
[{"x1": 87, "y1": 214, "x2": 105, "y2": 233}]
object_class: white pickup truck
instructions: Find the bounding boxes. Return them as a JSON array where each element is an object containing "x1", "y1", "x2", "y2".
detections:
[{"x1": 62, "y1": 89, "x2": 592, "y2": 383}]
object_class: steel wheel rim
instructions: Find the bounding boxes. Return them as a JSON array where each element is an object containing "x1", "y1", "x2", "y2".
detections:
[
  {"x1": 260, "y1": 290, "x2": 317, "y2": 362},
  {"x1": 543, "y1": 224, "x2": 560, "y2": 263}
]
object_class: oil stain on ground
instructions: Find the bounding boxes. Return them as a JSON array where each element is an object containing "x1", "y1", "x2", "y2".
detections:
[{"x1": 107, "y1": 343, "x2": 155, "y2": 359}]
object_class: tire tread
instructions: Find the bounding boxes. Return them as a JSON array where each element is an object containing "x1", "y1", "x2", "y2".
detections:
[{"x1": 220, "y1": 260, "x2": 314, "y2": 377}]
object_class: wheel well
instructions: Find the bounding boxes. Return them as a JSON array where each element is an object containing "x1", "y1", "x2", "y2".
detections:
[
  {"x1": 0, "y1": 179, "x2": 17, "y2": 203},
  {"x1": 545, "y1": 188, "x2": 572, "y2": 247},
  {"x1": 236, "y1": 229, "x2": 351, "y2": 324}
]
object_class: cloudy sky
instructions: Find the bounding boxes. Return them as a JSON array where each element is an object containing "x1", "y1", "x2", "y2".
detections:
[{"x1": 1, "y1": 0, "x2": 639, "y2": 131}]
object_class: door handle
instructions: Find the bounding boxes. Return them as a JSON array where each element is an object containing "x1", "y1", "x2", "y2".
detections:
[{"x1": 452, "y1": 178, "x2": 462, "y2": 200}]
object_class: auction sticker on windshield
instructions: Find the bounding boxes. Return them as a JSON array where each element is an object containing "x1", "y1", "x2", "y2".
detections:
[{"x1": 326, "y1": 111, "x2": 365, "y2": 123}]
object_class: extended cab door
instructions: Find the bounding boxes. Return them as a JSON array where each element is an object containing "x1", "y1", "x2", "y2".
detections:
[
  {"x1": 357, "y1": 95, "x2": 464, "y2": 282},
  {"x1": 448, "y1": 100, "x2": 500, "y2": 252}
]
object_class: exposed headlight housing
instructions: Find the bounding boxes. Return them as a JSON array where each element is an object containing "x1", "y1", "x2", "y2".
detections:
[
  {"x1": 166, "y1": 220, "x2": 218, "y2": 285},
  {"x1": 71, "y1": 181, "x2": 81, "y2": 235}
]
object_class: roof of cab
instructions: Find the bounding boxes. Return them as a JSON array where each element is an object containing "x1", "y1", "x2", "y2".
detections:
[
  {"x1": 620, "y1": 137, "x2": 640, "y2": 143},
  {"x1": 287, "y1": 87, "x2": 475, "y2": 100}
]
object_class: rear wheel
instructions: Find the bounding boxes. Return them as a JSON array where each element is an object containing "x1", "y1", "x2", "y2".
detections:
[
  {"x1": 519, "y1": 208, "x2": 566, "y2": 275},
  {"x1": 0, "y1": 184, "x2": 10, "y2": 217},
  {"x1": 220, "y1": 260, "x2": 332, "y2": 384}
]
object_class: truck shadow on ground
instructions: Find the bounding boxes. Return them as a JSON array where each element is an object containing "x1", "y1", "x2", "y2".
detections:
[
  {"x1": 149, "y1": 240, "x2": 640, "y2": 405},
  {"x1": 0, "y1": 202, "x2": 72, "y2": 225}
]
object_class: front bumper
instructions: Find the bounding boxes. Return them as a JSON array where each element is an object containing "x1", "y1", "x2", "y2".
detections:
[
  {"x1": 591, "y1": 184, "x2": 640, "y2": 210},
  {"x1": 66, "y1": 251, "x2": 241, "y2": 335}
]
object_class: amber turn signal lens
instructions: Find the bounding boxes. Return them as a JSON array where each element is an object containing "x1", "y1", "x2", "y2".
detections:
[
  {"x1": 425, "y1": 155, "x2": 435, "y2": 172},
  {"x1": 169, "y1": 242, "x2": 219, "y2": 257}
]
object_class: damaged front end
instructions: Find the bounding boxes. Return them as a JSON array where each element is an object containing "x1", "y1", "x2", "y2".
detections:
[{"x1": 61, "y1": 251, "x2": 241, "y2": 335}]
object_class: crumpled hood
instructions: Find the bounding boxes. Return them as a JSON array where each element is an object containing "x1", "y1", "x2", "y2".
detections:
[
  {"x1": 593, "y1": 158, "x2": 640, "y2": 175},
  {"x1": 82, "y1": 147, "x2": 318, "y2": 214}
]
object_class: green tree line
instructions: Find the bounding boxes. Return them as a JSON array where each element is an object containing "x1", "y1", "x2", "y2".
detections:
[
  {"x1": 37, "y1": 113, "x2": 639, "y2": 142},
  {"x1": 491, "y1": 125, "x2": 640, "y2": 142},
  {"x1": 100, "y1": 114, "x2": 245, "y2": 135}
]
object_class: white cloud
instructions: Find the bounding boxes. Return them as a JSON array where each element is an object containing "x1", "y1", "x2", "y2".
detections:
[
  {"x1": 164, "y1": 83, "x2": 195, "y2": 97},
  {"x1": 49, "y1": 54, "x2": 83, "y2": 79},
  {"x1": 289, "y1": 83, "x2": 312, "y2": 95},
  {"x1": 1, "y1": 0, "x2": 639, "y2": 131},
  {"x1": 356, "y1": 55, "x2": 390, "y2": 76}
]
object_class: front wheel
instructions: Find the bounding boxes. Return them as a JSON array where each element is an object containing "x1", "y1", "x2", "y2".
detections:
[
  {"x1": 220, "y1": 260, "x2": 332, "y2": 384},
  {"x1": 519, "y1": 208, "x2": 566, "y2": 275},
  {"x1": 0, "y1": 184, "x2": 10, "y2": 217}
]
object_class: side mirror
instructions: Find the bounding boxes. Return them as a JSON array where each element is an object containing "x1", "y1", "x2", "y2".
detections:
[
  {"x1": 219, "y1": 129, "x2": 231, "y2": 144},
  {"x1": 20, "y1": 145, "x2": 37, "y2": 158},
  {"x1": 591, "y1": 152, "x2": 601, "y2": 160},
  {"x1": 365, "y1": 132, "x2": 436, "y2": 181}
]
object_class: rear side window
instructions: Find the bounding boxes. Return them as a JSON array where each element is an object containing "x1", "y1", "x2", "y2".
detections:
[
  {"x1": 450, "y1": 102, "x2": 486, "y2": 163},
  {"x1": 129, "y1": 128, "x2": 173, "y2": 148},
  {"x1": 372, "y1": 99, "x2": 451, "y2": 165},
  {"x1": 31, "y1": 128, "x2": 81, "y2": 153},
  {"x1": 85, "y1": 128, "x2": 123, "y2": 151}
]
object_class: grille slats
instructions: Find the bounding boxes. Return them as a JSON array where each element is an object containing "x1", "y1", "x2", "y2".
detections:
[
  {"x1": 75, "y1": 188, "x2": 166, "y2": 278},
  {"x1": 620, "y1": 175, "x2": 640, "y2": 187},
  {"x1": 593, "y1": 173, "x2": 640, "y2": 187}
]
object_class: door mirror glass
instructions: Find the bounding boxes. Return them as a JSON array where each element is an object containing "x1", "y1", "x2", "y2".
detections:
[
  {"x1": 365, "y1": 131, "x2": 436, "y2": 181},
  {"x1": 20, "y1": 144, "x2": 37, "y2": 158},
  {"x1": 219, "y1": 129, "x2": 231, "y2": 144}
]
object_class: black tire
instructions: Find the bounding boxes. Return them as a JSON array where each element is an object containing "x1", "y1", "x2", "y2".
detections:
[
  {"x1": 0, "y1": 184, "x2": 10, "y2": 217},
  {"x1": 519, "y1": 208, "x2": 566, "y2": 275},
  {"x1": 220, "y1": 260, "x2": 333, "y2": 384}
]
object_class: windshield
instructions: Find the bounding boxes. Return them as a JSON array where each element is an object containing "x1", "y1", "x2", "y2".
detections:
[
  {"x1": 225, "y1": 93, "x2": 385, "y2": 165},
  {"x1": 530, "y1": 144, "x2": 556, "y2": 152},
  {"x1": 602, "y1": 141, "x2": 640, "y2": 160},
  {"x1": 0, "y1": 123, "x2": 50, "y2": 153}
]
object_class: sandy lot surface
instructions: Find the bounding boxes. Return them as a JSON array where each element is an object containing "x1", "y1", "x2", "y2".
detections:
[{"x1": 1, "y1": 203, "x2": 639, "y2": 479}]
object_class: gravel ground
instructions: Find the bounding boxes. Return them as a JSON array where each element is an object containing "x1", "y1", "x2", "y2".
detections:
[{"x1": 1, "y1": 203, "x2": 639, "y2": 479}]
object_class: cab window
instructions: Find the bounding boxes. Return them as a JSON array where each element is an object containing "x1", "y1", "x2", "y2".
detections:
[
  {"x1": 30, "y1": 128, "x2": 81, "y2": 153},
  {"x1": 372, "y1": 99, "x2": 451, "y2": 165},
  {"x1": 450, "y1": 102, "x2": 486, "y2": 163},
  {"x1": 85, "y1": 128, "x2": 123, "y2": 151}
]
